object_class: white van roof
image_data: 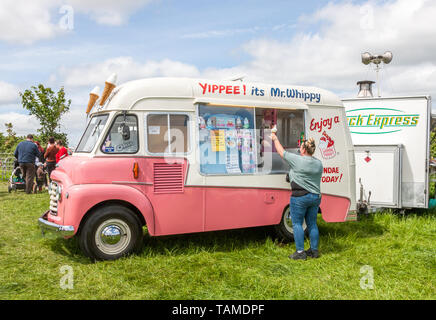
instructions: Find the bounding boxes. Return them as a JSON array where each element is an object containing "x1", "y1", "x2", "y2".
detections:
[{"x1": 100, "y1": 77, "x2": 343, "y2": 112}]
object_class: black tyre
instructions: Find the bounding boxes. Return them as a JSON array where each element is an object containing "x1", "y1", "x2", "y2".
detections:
[
  {"x1": 79, "y1": 205, "x2": 143, "y2": 261},
  {"x1": 274, "y1": 206, "x2": 307, "y2": 242},
  {"x1": 8, "y1": 185, "x2": 12, "y2": 193}
]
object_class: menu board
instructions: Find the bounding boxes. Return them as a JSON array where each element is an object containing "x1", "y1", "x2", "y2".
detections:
[
  {"x1": 210, "y1": 130, "x2": 226, "y2": 152},
  {"x1": 198, "y1": 106, "x2": 255, "y2": 175}
]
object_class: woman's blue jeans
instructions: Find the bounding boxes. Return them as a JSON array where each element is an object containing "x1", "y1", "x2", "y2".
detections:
[{"x1": 289, "y1": 193, "x2": 321, "y2": 252}]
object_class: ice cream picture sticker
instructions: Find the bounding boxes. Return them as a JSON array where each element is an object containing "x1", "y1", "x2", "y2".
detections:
[{"x1": 319, "y1": 131, "x2": 336, "y2": 159}]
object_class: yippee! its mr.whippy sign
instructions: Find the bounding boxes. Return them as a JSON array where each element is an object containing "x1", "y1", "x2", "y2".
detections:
[{"x1": 197, "y1": 82, "x2": 322, "y2": 103}]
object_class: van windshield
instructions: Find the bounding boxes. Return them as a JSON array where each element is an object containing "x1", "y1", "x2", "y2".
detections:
[{"x1": 76, "y1": 114, "x2": 109, "y2": 152}]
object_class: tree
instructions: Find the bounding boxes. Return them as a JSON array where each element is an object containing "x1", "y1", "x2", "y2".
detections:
[
  {"x1": 431, "y1": 130, "x2": 436, "y2": 159},
  {"x1": 20, "y1": 84, "x2": 71, "y2": 145},
  {"x1": 0, "y1": 123, "x2": 20, "y2": 153},
  {"x1": 0, "y1": 132, "x2": 5, "y2": 153},
  {"x1": 4, "y1": 123, "x2": 17, "y2": 150}
]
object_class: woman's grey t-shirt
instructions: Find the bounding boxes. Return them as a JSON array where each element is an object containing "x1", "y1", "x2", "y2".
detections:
[{"x1": 283, "y1": 151, "x2": 323, "y2": 195}]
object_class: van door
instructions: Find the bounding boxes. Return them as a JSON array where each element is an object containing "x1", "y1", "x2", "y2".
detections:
[{"x1": 141, "y1": 113, "x2": 203, "y2": 236}]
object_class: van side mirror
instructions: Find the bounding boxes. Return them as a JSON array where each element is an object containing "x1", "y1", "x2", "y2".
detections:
[
  {"x1": 120, "y1": 123, "x2": 130, "y2": 140},
  {"x1": 119, "y1": 111, "x2": 130, "y2": 140}
]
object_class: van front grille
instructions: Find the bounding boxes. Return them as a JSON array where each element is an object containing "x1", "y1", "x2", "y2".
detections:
[{"x1": 49, "y1": 181, "x2": 58, "y2": 215}]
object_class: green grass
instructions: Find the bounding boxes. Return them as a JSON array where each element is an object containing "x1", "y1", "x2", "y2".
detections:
[{"x1": 0, "y1": 181, "x2": 435, "y2": 300}]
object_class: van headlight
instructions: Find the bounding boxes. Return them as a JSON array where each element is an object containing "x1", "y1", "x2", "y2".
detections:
[
  {"x1": 50, "y1": 182, "x2": 62, "y2": 201},
  {"x1": 56, "y1": 185, "x2": 63, "y2": 201}
]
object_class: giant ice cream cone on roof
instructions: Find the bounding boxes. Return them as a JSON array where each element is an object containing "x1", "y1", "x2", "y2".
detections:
[
  {"x1": 99, "y1": 73, "x2": 117, "y2": 106},
  {"x1": 86, "y1": 86, "x2": 100, "y2": 114}
]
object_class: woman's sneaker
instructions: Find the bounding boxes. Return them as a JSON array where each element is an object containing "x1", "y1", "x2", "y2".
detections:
[
  {"x1": 305, "y1": 248, "x2": 320, "y2": 258},
  {"x1": 289, "y1": 251, "x2": 307, "y2": 260}
]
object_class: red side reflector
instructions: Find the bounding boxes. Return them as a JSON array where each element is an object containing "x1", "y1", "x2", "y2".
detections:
[{"x1": 133, "y1": 162, "x2": 139, "y2": 179}]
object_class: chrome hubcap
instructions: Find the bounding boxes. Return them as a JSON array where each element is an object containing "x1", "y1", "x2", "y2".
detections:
[
  {"x1": 101, "y1": 226, "x2": 122, "y2": 245},
  {"x1": 95, "y1": 219, "x2": 131, "y2": 255}
]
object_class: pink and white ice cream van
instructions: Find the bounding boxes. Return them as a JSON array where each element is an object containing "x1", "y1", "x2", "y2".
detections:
[{"x1": 38, "y1": 76, "x2": 357, "y2": 260}]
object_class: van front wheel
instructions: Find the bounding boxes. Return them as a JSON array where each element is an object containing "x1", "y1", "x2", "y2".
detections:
[
  {"x1": 79, "y1": 205, "x2": 143, "y2": 261},
  {"x1": 274, "y1": 206, "x2": 307, "y2": 242}
]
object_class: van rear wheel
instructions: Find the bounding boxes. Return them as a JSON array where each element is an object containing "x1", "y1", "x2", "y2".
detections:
[
  {"x1": 79, "y1": 205, "x2": 143, "y2": 261},
  {"x1": 274, "y1": 206, "x2": 307, "y2": 242}
]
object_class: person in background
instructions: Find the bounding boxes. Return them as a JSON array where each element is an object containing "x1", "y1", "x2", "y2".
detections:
[
  {"x1": 44, "y1": 137, "x2": 58, "y2": 181},
  {"x1": 34, "y1": 141, "x2": 45, "y2": 164},
  {"x1": 34, "y1": 163, "x2": 46, "y2": 193},
  {"x1": 34, "y1": 141, "x2": 48, "y2": 191},
  {"x1": 14, "y1": 134, "x2": 40, "y2": 194},
  {"x1": 55, "y1": 140, "x2": 68, "y2": 163},
  {"x1": 271, "y1": 132, "x2": 323, "y2": 260}
]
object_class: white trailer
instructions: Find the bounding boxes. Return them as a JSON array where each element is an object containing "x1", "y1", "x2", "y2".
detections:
[{"x1": 342, "y1": 94, "x2": 433, "y2": 210}]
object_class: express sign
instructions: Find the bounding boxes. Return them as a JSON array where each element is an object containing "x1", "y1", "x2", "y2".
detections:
[{"x1": 346, "y1": 107, "x2": 420, "y2": 134}]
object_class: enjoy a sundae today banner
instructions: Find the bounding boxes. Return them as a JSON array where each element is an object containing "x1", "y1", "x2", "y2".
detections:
[{"x1": 307, "y1": 108, "x2": 348, "y2": 193}]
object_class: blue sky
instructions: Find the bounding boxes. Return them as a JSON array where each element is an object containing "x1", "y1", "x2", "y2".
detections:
[{"x1": 1, "y1": 0, "x2": 435, "y2": 145}]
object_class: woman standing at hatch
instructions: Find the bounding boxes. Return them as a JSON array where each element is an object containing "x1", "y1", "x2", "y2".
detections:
[{"x1": 271, "y1": 130, "x2": 323, "y2": 260}]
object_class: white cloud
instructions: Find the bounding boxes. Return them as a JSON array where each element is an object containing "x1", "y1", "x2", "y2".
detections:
[
  {"x1": 0, "y1": 103, "x2": 89, "y2": 147},
  {"x1": 0, "y1": 0, "x2": 62, "y2": 44},
  {"x1": 58, "y1": 107, "x2": 89, "y2": 146},
  {"x1": 182, "y1": 27, "x2": 261, "y2": 39},
  {"x1": 0, "y1": 0, "x2": 156, "y2": 44},
  {"x1": 68, "y1": 0, "x2": 156, "y2": 26},
  {"x1": 181, "y1": 24, "x2": 297, "y2": 40},
  {"x1": 0, "y1": 82, "x2": 20, "y2": 104},
  {"x1": 0, "y1": 112, "x2": 39, "y2": 135},
  {"x1": 56, "y1": 56, "x2": 201, "y2": 88},
  {"x1": 0, "y1": 106, "x2": 89, "y2": 147}
]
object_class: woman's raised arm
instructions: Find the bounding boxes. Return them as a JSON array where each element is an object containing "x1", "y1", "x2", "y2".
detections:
[{"x1": 271, "y1": 132, "x2": 285, "y2": 159}]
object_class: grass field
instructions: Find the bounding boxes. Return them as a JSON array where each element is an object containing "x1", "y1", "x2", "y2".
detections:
[{"x1": 0, "y1": 181, "x2": 435, "y2": 300}]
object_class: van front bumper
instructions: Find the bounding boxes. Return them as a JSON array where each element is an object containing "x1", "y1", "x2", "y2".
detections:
[{"x1": 38, "y1": 211, "x2": 75, "y2": 237}]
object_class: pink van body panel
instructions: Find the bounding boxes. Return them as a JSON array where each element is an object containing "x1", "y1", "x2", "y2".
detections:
[
  {"x1": 60, "y1": 184, "x2": 154, "y2": 236},
  {"x1": 203, "y1": 187, "x2": 290, "y2": 232},
  {"x1": 50, "y1": 156, "x2": 156, "y2": 235},
  {"x1": 49, "y1": 155, "x2": 351, "y2": 237},
  {"x1": 320, "y1": 194, "x2": 351, "y2": 222}
]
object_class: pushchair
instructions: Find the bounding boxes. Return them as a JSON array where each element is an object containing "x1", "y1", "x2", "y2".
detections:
[{"x1": 8, "y1": 160, "x2": 26, "y2": 193}]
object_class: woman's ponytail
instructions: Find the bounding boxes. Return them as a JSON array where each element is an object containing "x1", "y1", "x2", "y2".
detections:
[{"x1": 303, "y1": 138, "x2": 316, "y2": 155}]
